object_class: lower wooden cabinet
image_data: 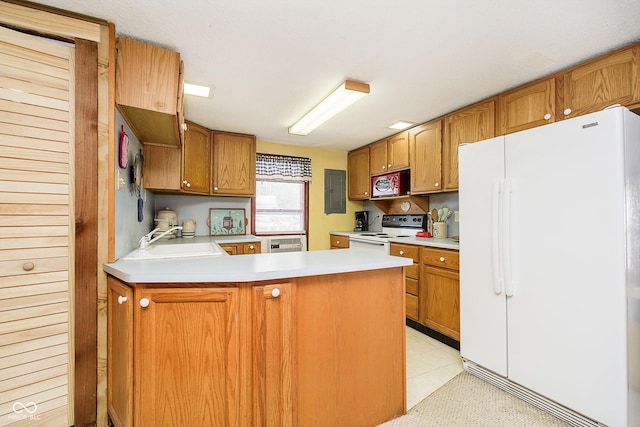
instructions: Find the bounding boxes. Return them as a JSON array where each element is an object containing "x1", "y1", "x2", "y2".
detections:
[
  {"x1": 107, "y1": 268, "x2": 405, "y2": 426},
  {"x1": 421, "y1": 247, "x2": 460, "y2": 341},
  {"x1": 219, "y1": 241, "x2": 261, "y2": 255},
  {"x1": 391, "y1": 243, "x2": 460, "y2": 341},
  {"x1": 329, "y1": 234, "x2": 349, "y2": 249},
  {"x1": 390, "y1": 243, "x2": 420, "y2": 321}
]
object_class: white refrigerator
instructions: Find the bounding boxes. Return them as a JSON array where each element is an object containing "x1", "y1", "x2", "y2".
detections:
[{"x1": 459, "y1": 106, "x2": 640, "y2": 427}]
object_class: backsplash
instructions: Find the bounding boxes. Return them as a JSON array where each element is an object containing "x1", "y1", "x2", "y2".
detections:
[{"x1": 154, "y1": 194, "x2": 252, "y2": 237}]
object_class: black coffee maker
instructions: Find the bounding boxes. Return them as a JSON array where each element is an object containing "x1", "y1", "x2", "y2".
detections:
[{"x1": 355, "y1": 211, "x2": 369, "y2": 231}]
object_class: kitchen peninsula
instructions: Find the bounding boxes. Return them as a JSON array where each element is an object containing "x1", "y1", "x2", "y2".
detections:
[{"x1": 104, "y1": 247, "x2": 411, "y2": 427}]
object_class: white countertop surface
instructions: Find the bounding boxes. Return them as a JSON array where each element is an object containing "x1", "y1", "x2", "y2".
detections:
[
  {"x1": 331, "y1": 231, "x2": 460, "y2": 250},
  {"x1": 105, "y1": 237, "x2": 411, "y2": 283}
]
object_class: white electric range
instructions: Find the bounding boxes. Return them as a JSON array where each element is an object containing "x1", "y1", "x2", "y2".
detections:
[{"x1": 349, "y1": 214, "x2": 426, "y2": 254}]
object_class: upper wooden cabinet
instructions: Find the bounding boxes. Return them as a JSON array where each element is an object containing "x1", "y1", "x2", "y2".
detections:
[
  {"x1": 211, "y1": 131, "x2": 256, "y2": 196},
  {"x1": 370, "y1": 131, "x2": 410, "y2": 176},
  {"x1": 181, "y1": 121, "x2": 211, "y2": 194},
  {"x1": 143, "y1": 144, "x2": 181, "y2": 191},
  {"x1": 347, "y1": 145, "x2": 370, "y2": 200},
  {"x1": 442, "y1": 98, "x2": 496, "y2": 190},
  {"x1": 561, "y1": 45, "x2": 640, "y2": 119},
  {"x1": 116, "y1": 37, "x2": 185, "y2": 147},
  {"x1": 499, "y1": 78, "x2": 556, "y2": 134},
  {"x1": 409, "y1": 119, "x2": 442, "y2": 194}
]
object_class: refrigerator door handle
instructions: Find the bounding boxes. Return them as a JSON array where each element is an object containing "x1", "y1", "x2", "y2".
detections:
[
  {"x1": 491, "y1": 179, "x2": 504, "y2": 294},
  {"x1": 503, "y1": 178, "x2": 515, "y2": 296}
]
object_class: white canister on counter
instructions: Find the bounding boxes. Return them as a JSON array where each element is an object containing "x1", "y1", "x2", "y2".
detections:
[{"x1": 432, "y1": 222, "x2": 448, "y2": 239}]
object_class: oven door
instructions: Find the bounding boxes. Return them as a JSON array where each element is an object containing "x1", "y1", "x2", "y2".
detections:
[{"x1": 349, "y1": 237, "x2": 390, "y2": 254}]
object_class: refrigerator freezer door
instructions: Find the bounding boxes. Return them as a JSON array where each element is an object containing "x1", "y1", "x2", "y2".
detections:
[
  {"x1": 459, "y1": 136, "x2": 508, "y2": 376},
  {"x1": 504, "y1": 108, "x2": 627, "y2": 426}
]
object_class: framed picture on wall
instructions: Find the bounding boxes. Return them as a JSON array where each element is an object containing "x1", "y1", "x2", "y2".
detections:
[{"x1": 209, "y1": 208, "x2": 246, "y2": 235}]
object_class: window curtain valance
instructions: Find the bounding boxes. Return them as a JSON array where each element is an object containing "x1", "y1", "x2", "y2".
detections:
[{"x1": 256, "y1": 153, "x2": 312, "y2": 182}]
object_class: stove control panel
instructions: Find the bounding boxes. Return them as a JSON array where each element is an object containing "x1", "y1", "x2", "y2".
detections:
[{"x1": 381, "y1": 214, "x2": 425, "y2": 229}]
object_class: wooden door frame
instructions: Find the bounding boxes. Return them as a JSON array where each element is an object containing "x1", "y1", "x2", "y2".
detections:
[{"x1": 0, "y1": 2, "x2": 113, "y2": 426}]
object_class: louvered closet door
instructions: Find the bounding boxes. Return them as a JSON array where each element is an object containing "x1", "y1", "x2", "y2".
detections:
[{"x1": 0, "y1": 25, "x2": 74, "y2": 427}]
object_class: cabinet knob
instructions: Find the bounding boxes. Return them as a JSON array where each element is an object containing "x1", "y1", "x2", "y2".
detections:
[
  {"x1": 22, "y1": 262, "x2": 35, "y2": 271},
  {"x1": 388, "y1": 164, "x2": 392, "y2": 168},
  {"x1": 434, "y1": 182, "x2": 439, "y2": 187},
  {"x1": 271, "y1": 288, "x2": 281, "y2": 298},
  {"x1": 118, "y1": 295, "x2": 128, "y2": 304},
  {"x1": 213, "y1": 186, "x2": 218, "y2": 191},
  {"x1": 182, "y1": 123, "x2": 188, "y2": 131},
  {"x1": 399, "y1": 250, "x2": 404, "y2": 255},
  {"x1": 364, "y1": 191, "x2": 368, "y2": 195},
  {"x1": 336, "y1": 240, "x2": 340, "y2": 244},
  {"x1": 248, "y1": 245, "x2": 254, "y2": 249},
  {"x1": 543, "y1": 113, "x2": 552, "y2": 120},
  {"x1": 382, "y1": 165, "x2": 386, "y2": 170},
  {"x1": 140, "y1": 298, "x2": 150, "y2": 308},
  {"x1": 439, "y1": 256, "x2": 445, "y2": 262},
  {"x1": 563, "y1": 108, "x2": 572, "y2": 116},
  {"x1": 182, "y1": 180, "x2": 191, "y2": 188}
]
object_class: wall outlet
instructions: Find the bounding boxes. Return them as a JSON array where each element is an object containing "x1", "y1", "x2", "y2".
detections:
[{"x1": 454, "y1": 210, "x2": 460, "y2": 222}]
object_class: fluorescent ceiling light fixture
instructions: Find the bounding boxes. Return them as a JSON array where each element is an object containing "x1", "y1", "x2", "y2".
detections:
[
  {"x1": 184, "y1": 82, "x2": 212, "y2": 98},
  {"x1": 289, "y1": 80, "x2": 370, "y2": 136},
  {"x1": 388, "y1": 121, "x2": 415, "y2": 130}
]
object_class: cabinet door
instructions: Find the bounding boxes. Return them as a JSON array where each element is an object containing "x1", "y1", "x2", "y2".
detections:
[
  {"x1": 562, "y1": 46, "x2": 639, "y2": 119},
  {"x1": 443, "y1": 98, "x2": 496, "y2": 190},
  {"x1": 219, "y1": 244, "x2": 238, "y2": 255},
  {"x1": 422, "y1": 266, "x2": 460, "y2": 341},
  {"x1": 387, "y1": 131, "x2": 410, "y2": 172},
  {"x1": 252, "y1": 283, "x2": 294, "y2": 427},
  {"x1": 143, "y1": 144, "x2": 181, "y2": 191},
  {"x1": 107, "y1": 277, "x2": 134, "y2": 427},
  {"x1": 212, "y1": 132, "x2": 256, "y2": 196},
  {"x1": 499, "y1": 78, "x2": 555, "y2": 134},
  {"x1": 329, "y1": 234, "x2": 349, "y2": 249},
  {"x1": 242, "y1": 242, "x2": 261, "y2": 254},
  {"x1": 135, "y1": 287, "x2": 241, "y2": 427},
  {"x1": 181, "y1": 121, "x2": 210, "y2": 194},
  {"x1": 369, "y1": 138, "x2": 388, "y2": 176},
  {"x1": 347, "y1": 146, "x2": 370, "y2": 200},
  {"x1": 409, "y1": 120, "x2": 442, "y2": 193}
]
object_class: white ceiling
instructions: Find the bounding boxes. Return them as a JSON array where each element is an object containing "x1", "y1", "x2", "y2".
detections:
[{"x1": 37, "y1": 0, "x2": 640, "y2": 151}]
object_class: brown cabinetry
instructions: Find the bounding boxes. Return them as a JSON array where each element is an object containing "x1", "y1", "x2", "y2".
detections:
[
  {"x1": 181, "y1": 121, "x2": 210, "y2": 194},
  {"x1": 561, "y1": 45, "x2": 640, "y2": 119},
  {"x1": 347, "y1": 146, "x2": 370, "y2": 200},
  {"x1": 142, "y1": 144, "x2": 181, "y2": 191},
  {"x1": 116, "y1": 37, "x2": 185, "y2": 147},
  {"x1": 421, "y1": 247, "x2": 460, "y2": 341},
  {"x1": 443, "y1": 98, "x2": 496, "y2": 191},
  {"x1": 329, "y1": 234, "x2": 349, "y2": 249},
  {"x1": 499, "y1": 78, "x2": 556, "y2": 134},
  {"x1": 409, "y1": 119, "x2": 443, "y2": 194},
  {"x1": 219, "y1": 241, "x2": 261, "y2": 255},
  {"x1": 390, "y1": 243, "x2": 420, "y2": 321},
  {"x1": 211, "y1": 132, "x2": 256, "y2": 196},
  {"x1": 370, "y1": 131, "x2": 410, "y2": 176},
  {"x1": 107, "y1": 276, "x2": 242, "y2": 427}
]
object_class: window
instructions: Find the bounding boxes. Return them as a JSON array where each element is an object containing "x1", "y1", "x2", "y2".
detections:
[
  {"x1": 254, "y1": 180, "x2": 307, "y2": 234},
  {"x1": 252, "y1": 153, "x2": 311, "y2": 235}
]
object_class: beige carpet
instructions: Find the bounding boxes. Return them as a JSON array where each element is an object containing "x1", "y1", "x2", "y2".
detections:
[{"x1": 378, "y1": 372, "x2": 571, "y2": 427}]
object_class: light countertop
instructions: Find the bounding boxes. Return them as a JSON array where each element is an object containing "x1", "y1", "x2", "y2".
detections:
[
  {"x1": 105, "y1": 237, "x2": 412, "y2": 283},
  {"x1": 331, "y1": 231, "x2": 460, "y2": 250}
]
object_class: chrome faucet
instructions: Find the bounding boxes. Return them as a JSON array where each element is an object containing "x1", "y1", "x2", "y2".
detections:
[{"x1": 139, "y1": 226, "x2": 183, "y2": 249}]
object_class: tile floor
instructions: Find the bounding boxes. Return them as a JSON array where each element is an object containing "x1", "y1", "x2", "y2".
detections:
[{"x1": 405, "y1": 326, "x2": 463, "y2": 409}]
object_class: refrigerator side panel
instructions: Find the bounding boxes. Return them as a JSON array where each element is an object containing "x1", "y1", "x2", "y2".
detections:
[
  {"x1": 459, "y1": 136, "x2": 508, "y2": 376},
  {"x1": 623, "y1": 108, "x2": 640, "y2": 427},
  {"x1": 505, "y1": 108, "x2": 628, "y2": 426}
]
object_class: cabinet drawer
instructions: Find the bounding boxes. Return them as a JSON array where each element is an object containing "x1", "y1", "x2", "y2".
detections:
[
  {"x1": 406, "y1": 293, "x2": 419, "y2": 321},
  {"x1": 390, "y1": 243, "x2": 419, "y2": 262},
  {"x1": 421, "y1": 247, "x2": 459, "y2": 270},
  {"x1": 405, "y1": 263, "x2": 419, "y2": 280},
  {"x1": 406, "y1": 277, "x2": 419, "y2": 296},
  {"x1": 330, "y1": 235, "x2": 349, "y2": 249}
]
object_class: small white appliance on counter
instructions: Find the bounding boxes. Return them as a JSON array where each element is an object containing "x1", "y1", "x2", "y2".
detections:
[
  {"x1": 459, "y1": 106, "x2": 640, "y2": 427},
  {"x1": 349, "y1": 214, "x2": 425, "y2": 254}
]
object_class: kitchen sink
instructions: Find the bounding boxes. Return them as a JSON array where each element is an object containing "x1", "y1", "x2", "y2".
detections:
[{"x1": 122, "y1": 242, "x2": 225, "y2": 260}]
